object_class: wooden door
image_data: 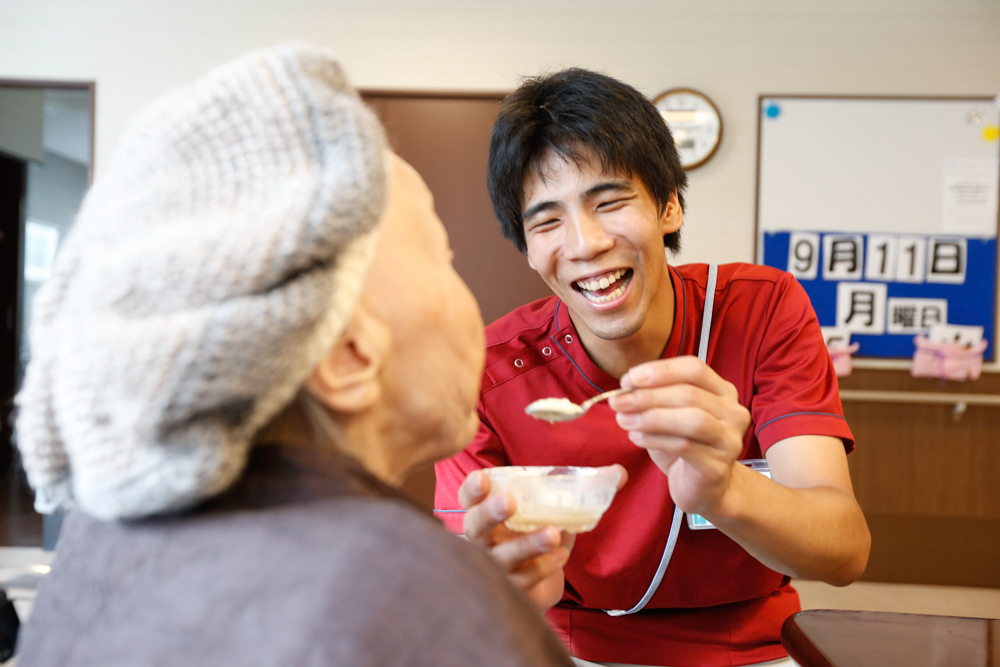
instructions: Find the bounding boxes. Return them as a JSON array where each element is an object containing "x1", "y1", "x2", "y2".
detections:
[{"x1": 363, "y1": 93, "x2": 552, "y2": 326}]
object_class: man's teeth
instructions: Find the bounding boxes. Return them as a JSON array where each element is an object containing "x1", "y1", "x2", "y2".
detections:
[
  {"x1": 582, "y1": 285, "x2": 625, "y2": 303},
  {"x1": 575, "y1": 269, "x2": 629, "y2": 303},
  {"x1": 576, "y1": 269, "x2": 627, "y2": 292}
]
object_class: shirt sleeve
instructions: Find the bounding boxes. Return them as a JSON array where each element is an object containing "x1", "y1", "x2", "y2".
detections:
[
  {"x1": 433, "y1": 405, "x2": 511, "y2": 533},
  {"x1": 752, "y1": 272, "x2": 855, "y2": 454}
]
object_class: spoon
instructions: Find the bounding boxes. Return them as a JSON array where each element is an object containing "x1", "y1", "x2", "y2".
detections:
[{"x1": 525, "y1": 387, "x2": 634, "y2": 423}]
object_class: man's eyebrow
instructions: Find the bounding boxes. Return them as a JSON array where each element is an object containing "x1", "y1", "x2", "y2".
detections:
[
  {"x1": 522, "y1": 200, "x2": 560, "y2": 221},
  {"x1": 521, "y1": 180, "x2": 634, "y2": 221},
  {"x1": 583, "y1": 180, "x2": 634, "y2": 199}
]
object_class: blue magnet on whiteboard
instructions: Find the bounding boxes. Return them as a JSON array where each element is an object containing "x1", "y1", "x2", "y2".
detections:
[{"x1": 765, "y1": 103, "x2": 781, "y2": 119}]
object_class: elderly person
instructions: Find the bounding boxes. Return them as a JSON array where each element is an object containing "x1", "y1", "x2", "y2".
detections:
[{"x1": 13, "y1": 44, "x2": 573, "y2": 667}]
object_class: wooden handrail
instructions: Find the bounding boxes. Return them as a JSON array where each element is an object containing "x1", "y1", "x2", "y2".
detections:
[{"x1": 839, "y1": 389, "x2": 1000, "y2": 407}]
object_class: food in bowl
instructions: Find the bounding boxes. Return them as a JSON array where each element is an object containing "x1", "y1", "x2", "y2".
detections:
[{"x1": 482, "y1": 465, "x2": 621, "y2": 533}]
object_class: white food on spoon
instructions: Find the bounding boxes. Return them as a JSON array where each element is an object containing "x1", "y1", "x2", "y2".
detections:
[
  {"x1": 525, "y1": 387, "x2": 633, "y2": 424},
  {"x1": 524, "y1": 397, "x2": 585, "y2": 423}
]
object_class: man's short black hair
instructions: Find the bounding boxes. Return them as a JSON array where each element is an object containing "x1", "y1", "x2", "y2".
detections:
[{"x1": 487, "y1": 68, "x2": 687, "y2": 254}]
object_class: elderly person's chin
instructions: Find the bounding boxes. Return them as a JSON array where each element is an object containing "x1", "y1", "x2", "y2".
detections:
[
  {"x1": 440, "y1": 406, "x2": 483, "y2": 460},
  {"x1": 280, "y1": 385, "x2": 480, "y2": 488},
  {"x1": 387, "y1": 404, "x2": 481, "y2": 480}
]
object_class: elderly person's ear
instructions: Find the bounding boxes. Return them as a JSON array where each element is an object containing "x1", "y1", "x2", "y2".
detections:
[{"x1": 305, "y1": 303, "x2": 391, "y2": 414}]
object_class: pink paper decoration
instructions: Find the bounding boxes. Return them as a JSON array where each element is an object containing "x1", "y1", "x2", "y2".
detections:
[
  {"x1": 828, "y1": 342, "x2": 860, "y2": 377},
  {"x1": 910, "y1": 336, "x2": 989, "y2": 382}
]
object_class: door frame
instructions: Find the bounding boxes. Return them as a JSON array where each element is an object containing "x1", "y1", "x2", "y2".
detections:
[{"x1": 0, "y1": 78, "x2": 95, "y2": 546}]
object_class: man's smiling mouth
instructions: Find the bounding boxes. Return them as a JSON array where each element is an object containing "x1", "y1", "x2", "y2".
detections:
[{"x1": 573, "y1": 269, "x2": 633, "y2": 304}]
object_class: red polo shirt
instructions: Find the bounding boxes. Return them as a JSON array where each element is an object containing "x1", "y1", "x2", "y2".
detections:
[{"x1": 435, "y1": 263, "x2": 854, "y2": 667}]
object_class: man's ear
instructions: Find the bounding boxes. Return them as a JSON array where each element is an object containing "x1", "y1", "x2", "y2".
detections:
[
  {"x1": 660, "y1": 190, "x2": 683, "y2": 235},
  {"x1": 305, "y1": 305, "x2": 390, "y2": 415}
]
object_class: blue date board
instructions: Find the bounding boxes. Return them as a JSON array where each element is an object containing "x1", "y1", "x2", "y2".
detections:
[{"x1": 761, "y1": 231, "x2": 996, "y2": 359}]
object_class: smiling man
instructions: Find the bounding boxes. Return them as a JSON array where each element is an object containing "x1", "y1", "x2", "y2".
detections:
[{"x1": 435, "y1": 68, "x2": 870, "y2": 667}]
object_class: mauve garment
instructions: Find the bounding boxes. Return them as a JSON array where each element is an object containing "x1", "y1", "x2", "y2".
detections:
[{"x1": 17, "y1": 443, "x2": 573, "y2": 667}]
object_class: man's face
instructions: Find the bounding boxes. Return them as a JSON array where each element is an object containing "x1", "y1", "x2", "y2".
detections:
[{"x1": 521, "y1": 149, "x2": 682, "y2": 342}]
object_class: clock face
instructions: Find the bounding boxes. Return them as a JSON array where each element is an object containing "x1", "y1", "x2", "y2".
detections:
[{"x1": 653, "y1": 89, "x2": 722, "y2": 170}]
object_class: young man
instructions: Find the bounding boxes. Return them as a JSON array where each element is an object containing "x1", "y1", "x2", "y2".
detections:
[{"x1": 435, "y1": 68, "x2": 870, "y2": 667}]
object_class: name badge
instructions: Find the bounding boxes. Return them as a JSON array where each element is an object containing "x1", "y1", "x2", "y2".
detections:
[{"x1": 686, "y1": 459, "x2": 772, "y2": 531}]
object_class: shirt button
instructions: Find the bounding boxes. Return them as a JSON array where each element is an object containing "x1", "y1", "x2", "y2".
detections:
[
  {"x1": 542, "y1": 346, "x2": 552, "y2": 356},
  {"x1": 564, "y1": 334, "x2": 573, "y2": 344},
  {"x1": 514, "y1": 358, "x2": 524, "y2": 368}
]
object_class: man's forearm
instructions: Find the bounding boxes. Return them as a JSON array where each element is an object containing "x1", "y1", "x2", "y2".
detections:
[{"x1": 704, "y1": 463, "x2": 871, "y2": 586}]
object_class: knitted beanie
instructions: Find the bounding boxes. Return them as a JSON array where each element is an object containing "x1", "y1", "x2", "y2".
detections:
[{"x1": 14, "y1": 43, "x2": 388, "y2": 520}]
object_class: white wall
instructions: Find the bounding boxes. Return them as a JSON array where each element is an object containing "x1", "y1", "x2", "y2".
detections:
[{"x1": 1, "y1": 0, "x2": 998, "y2": 265}]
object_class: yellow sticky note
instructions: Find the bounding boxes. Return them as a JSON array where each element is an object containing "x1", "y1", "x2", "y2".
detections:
[{"x1": 984, "y1": 125, "x2": 1000, "y2": 142}]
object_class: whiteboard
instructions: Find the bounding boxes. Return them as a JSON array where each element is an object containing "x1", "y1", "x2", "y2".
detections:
[{"x1": 755, "y1": 95, "x2": 1000, "y2": 360}]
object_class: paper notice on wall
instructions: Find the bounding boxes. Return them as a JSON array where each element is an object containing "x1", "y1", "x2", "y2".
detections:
[
  {"x1": 928, "y1": 324, "x2": 984, "y2": 346},
  {"x1": 886, "y1": 298, "x2": 947, "y2": 335},
  {"x1": 836, "y1": 282, "x2": 888, "y2": 335},
  {"x1": 820, "y1": 327, "x2": 851, "y2": 347},
  {"x1": 942, "y1": 158, "x2": 999, "y2": 236}
]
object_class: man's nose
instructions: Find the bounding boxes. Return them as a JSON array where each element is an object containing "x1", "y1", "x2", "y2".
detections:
[{"x1": 563, "y1": 212, "x2": 614, "y2": 260}]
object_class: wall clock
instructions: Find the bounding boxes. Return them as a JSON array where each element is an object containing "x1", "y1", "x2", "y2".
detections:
[{"x1": 653, "y1": 88, "x2": 722, "y2": 170}]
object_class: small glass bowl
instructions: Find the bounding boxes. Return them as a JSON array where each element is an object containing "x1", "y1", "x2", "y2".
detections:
[{"x1": 482, "y1": 466, "x2": 621, "y2": 534}]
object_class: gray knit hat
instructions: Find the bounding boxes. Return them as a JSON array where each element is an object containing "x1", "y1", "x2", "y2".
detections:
[{"x1": 14, "y1": 43, "x2": 388, "y2": 520}]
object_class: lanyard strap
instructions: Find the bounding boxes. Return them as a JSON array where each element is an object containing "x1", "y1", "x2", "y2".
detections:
[{"x1": 605, "y1": 263, "x2": 718, "y2": 617}]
